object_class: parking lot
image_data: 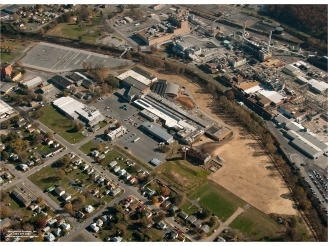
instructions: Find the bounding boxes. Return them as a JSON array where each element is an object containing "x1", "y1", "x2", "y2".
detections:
[
  {"x1": 92, "y1": 94, "x2": 166, "y2": 165},
  {"x1": 21, "y1": 42, "x2": 134, "y2": 72}
]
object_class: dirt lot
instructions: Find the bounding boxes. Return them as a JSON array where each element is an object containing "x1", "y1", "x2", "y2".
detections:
[
  {"x1": 176, "y1": 96, "x2": 195, "y2": 109},
  {"x1": 137, "y1": 64, "x2": 297, "y2": 216}
]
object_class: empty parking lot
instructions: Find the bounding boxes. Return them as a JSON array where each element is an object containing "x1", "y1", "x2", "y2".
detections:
[{"x1": 21, "y1": 42, "x2": 134, "y2": 72}]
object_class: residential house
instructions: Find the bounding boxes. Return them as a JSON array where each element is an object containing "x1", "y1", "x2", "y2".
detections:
[
  {"x1": 179, "y1": 211, "x2": 189, "y2": 220},
  {"x1": 28, "y1": 204, "x2": 39, "y2": 211},
  {"x1": 61, "y1": 193, "x2": 71, "y2": 201},
  {"x1": 144, "y1": 187, "x2": 155, "y2": 197},
  {"x1": 52, "y1": 142, "x2": 60, "y2": 148},
  {"x1": 85, "y1": 205, "x2": 95, "y2": 213},
  {"x1": 61, "y1": 223, "x2": 71, "y2": 230},
  {"x1": 42, "y1": 226, "x2": 51, "y2": 233},
  {"x1": 47, "y1": 219, "x2": 57, "y2": 227},
  {"x1": 109, "y1": 161, "x2": 117, "y2": 168},
  {"x1": 18, "y1": 164, "x2": 29, "y2": 171},
  {"x1": 100, "y1": 215, "x2": 108, "y2": 222},
  {"x1": 44, "y1": 233, "x2": 55, "y2": 242},
  {"x1": 96, "y1": 219, "x2": 103, "y2": 227},
  {"x1": 187, "y1": 215, "x2": 197, "y2": 224},
  {"x1": 117, "y1": 169, "x2": 126, "y2": 177},
  {"x1": 11, "y1": 188, "x2": 31, "y2": 207},
  {"x1": 0, "y1": 218, "x2": 11, "y2": 229},
  {"x1": 113, "y1": 166, "x2": 121, "y2": 173},
  {"x1": 194, "y1": 220, "x2": 202, "y2": 228},
  {"x1": 90, "y1": 223, "x2": 99, "y2": 232},
  {"x1": 54, "y1": 187, "x2": 65, "y2": 196},
  {"x1": 112, "y1": 236, "x2": 122, "y2": 242},
  {"x1": 157, "y1": 220, "x2": 167, "y2": 230},
  {"x1": 91, "y1": 150, "x2": 99, "y2": 157},
  {"x1": 1, "y1": 63, "x2": 12, "y2": 78},
  {"x1": 53, "y1": 228, "x2": 61, "y2": 237},
  {"x1": 4, "y1": 172, "x2": 12, "y2": 179},
  {"x1": 111, "y1": 187, "x2": 121, "y2": 196},
  {"x1": 44, "y1": 138, "x2": 53, "y2": 146},
  {"x1": 125, "y1": 172, "x2": 131, "y2": 180},
  {"x1": 200, "y1": 224, "x2": 210, "y2": 234},
  {"x1": 169, "y1": 230, "x2": 179, "y2": 239},
  {"x1": 129, "y1": 177, "x2": 137, "y2": 185},
  {"x1": 161, "y1": 200, "x2": 171, "y2": 209},
  {"x1": 81, "y1": 164, "x2": 89, "y2": 171}
]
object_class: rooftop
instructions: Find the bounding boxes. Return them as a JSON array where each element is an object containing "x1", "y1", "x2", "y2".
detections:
[
  {"x1": 117, "y1": 70, "x2": 152, "y2": 86},
  {"x1": 236, "y1": 81, "x2": 260, "y2": 92},
  {"x1": 141, "y1": 121, "x2": 173, "y2": 142}
]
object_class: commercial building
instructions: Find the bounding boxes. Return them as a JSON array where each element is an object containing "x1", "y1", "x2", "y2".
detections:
[
  {"x1": 228, "y1": 57, "x2": 247, "y2": 68},
  {"x1": 139, "y1": 109, "x2": 159, "y2": 122},
  {"x1": 117, "y1": 69, "x2": 153, "y2": 86},
  {"x1": 285, "y1": 130, "x2": 328, "y2": 159},
  {"x1": 53, "y1": 96, "x2": 104, "y2": 126},
  {"x1": 21, "y1": 76, "x2": 43, "y2": 89},
  {"x1": 11, "y1": 188, "x2": 32, "y2": 207},
  {"x1": 278, "y1": 103, "x2": 307, "y2": 121},
  {"x1": 0, "y1": 99, "x2": 14, "y2": 118},
  {"x1": 205, "y1": 125, "x2": 232, "y2": 141},
  {"x1": 50, "y1": 75, "x2": 73, "y2": 90},
  {"x1": 141, "y1": 121, "x2": 174, "y2": 144},
  {"x1": 107, "y1": 126, "x2": 126, "y2": 141},
  {"x1": 1, "y1": 63, "x2": 12, "y2": 78},
  {"x1": 40, "y1": 84, "x2": 55, "y2": 94},
  {"x1": 0, "y1": 82, "x2": 15, "y2": 95},
  {"x1": 131, "y1": 66, "x2": 157, "y2": 83}
]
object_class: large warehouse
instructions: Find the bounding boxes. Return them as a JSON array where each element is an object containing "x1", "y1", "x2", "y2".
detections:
[
  {"x1": 53, "y1": 96, "x2": 104, "y2": 126},
  {"x1": 0, "y1": 99, "x2": 14, "y2": 118},
  {"x1": 141, "y1": 122, "x2": 174, "y2": 144},
  {"x1": 285, "y1": 130, "x2": 328, "y2": 159}
]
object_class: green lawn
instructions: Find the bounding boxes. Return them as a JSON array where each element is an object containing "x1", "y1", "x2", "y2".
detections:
[
  {"x1": 39, "y1": 105, "x2": 85, "y2": 144},
  {"x1": 230, "y1": 207, "x2": 284, "y2": 241},
  {"x1": 80, "y1": 141, "x2": 97, "y2": 155},
  {"x1": 155, "y1": 160, "x2": 210, "y2": 193},
  {"x1": 45, "y1": 16, "x2": 102, "y2": 44},
  {"x1": 0, "y1": 52, "x2": 18, "y2": 63},
  {"x1": 180, "y1": 201, "x2": 198, "y2": 215},
  {"x1": 189, "y1": 182, "x2": 245, "y2": 222}
]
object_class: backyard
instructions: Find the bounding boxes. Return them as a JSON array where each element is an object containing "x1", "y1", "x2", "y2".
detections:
[
  {"x1": 38, "y1": 105, "x2": 85, "y2": 144},
  {"x1": 154, "y1": 160, "x2": 210, "y2": 193}
]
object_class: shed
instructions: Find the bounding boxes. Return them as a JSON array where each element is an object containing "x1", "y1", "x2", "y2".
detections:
[
  {"x1": 54, "y1": 187, "x2": 65, "y2": 196},
  {"x1": 61, "y1": 193, "x2": 71, "y2": 201},
  {"x1": 201, "y1": 224, "x2": 210, "y2": 233},
  {"x1": 53, "y1": 228, "x2": 61, "y2": 237}
]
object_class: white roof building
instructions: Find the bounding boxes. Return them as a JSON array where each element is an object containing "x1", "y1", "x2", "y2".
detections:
[
  {"x1": 85, "y1": 205, "x2": 95, "y2": 213},
  {"x1": 90, "y1": 223, "x2": 99, "y2": 232},
  {"x1": 21, "y1": 76, "x2": 43, "y2": 88},
  {"x1": 45, "y1": 233, "x2": 55, "y2": 242},
  {"x1": 53, "y1": 96, "x2": 104, "y2": 126},
  {"x1": 117, "y1": 70, "x2": 152, "y2": 86},
  {"x1": 0, "y1": 99, "x2": 14, "y2": 116}
]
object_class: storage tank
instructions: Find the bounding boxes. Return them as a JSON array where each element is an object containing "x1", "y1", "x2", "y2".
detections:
[
  {"x1": 275, "y1": 27, "x2": 284, "y2": 35},
  {"x1": 223, "y1": 40, "x2": 230, "y2": 47}
]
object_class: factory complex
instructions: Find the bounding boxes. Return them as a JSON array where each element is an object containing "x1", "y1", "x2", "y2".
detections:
[{"x1": 52, "y1": 96, "x2": 104, "y2": 127}]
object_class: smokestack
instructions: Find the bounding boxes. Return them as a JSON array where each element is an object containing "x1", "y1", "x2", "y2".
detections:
[
  {"x1": 242, "y1": 20, "x2": 247, "y2": 44},
  {"x1": 267, "y1": 30, "x2": 272, "y2": 52}
]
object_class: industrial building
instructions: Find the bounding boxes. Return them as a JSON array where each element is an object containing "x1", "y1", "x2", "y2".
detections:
[
  {"x1": 21, "y1": 76, "x2": 43, "y2": 88},
  {"x1": 67, "y1": 72, "x2": 94, "y2": 88},
  {"x1": 41, "y1": 84, "x2": 55, "y2": 94},
  {"x1": 277, "y1": 103, "x2": 308, "y2": 121},
  {"x1": 285, "y1": 130, "x2": 328, "y2": 159},
  {"x1": 131, "y1": 66, "x2": 158, "y2": 83},
  {"x1": 136, "y1": 8, "x2": 190, "y2": 45},
  {"x1": 140, "y1": 121, "x2": 174, "y2": 144},
  {"x1": 1, "y1": 63, "x2": 12, "y2": 78},
  {"x1": 139, "y1": 109, "x2": 159, "y2": 122},
  {"x1": 0, "y1": 82, "x2": 15, "y2": 95},
  {"x1": 205, "y1": 125, "x2": 232, "y2": 141},
  {"x1": 186, "y1": 147, "x2": 211, "y2": 165},
  {"x1": 0, "y1": 99, "x2": 14, "y2": 118},
  {"x1": 282, "y1": 64, "x2": 303, "y2": 77},
  {"x1": 53, "y1": 96, "x2": 104, "y2": 126},
  {"x1": 106, "y1": 126, "x2": 127, "y2": 141},
  {"x1": 150, "y1": 79, "x2": 168, "y2": 97},
  {"x1": 165, "y1": 83, "x2": 179, "y2": 98},
  {"x1": 117, "y1": 68, "x2": 155, "y2": 86},
  {"x1": 50, "y1": 75, "x2": 73, "y2": 90}
]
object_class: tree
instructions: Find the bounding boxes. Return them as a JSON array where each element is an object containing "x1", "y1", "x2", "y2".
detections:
[
  {"x1": 1, "y1": 151, "x2": 9, "y2": 161},
  {"x1": 226, "y1": 90, "x2": 235, "y2": 100},
  {"x1": 64, "y1": 203, "x2": 73, "y2": 213},
  {"x1": 77, "y1": 195, "x2": 86, "y2": 205},
  {"x1": 106, "y1": 75, "x2": 119, "y2": 88},
  {"x1": 0, "y1": 206, "x2": 11, "y2": 219},
  {"x1": 208, "y1": 216, "x2": 217, "y2": 227},
  {"x1": 62, "y1": 89, "x2": 68, "y2": 97},
  {"x1": 150, "y1": 45, "x2": 158, "y2": 54},
  {"x1": 18, "y1": 152, "x2": 29, "y2": 163},
  {"x1": 158, "y1": 211, "x2": 166, "y2": 220},
  {"x1": 160, "y1": 187, "x2": 170, "y2": 196},
  {"x1": 198, "y1": 207, "x2": 211, "y2": 220},
  {"x1": 74, "y1": 122, "x2": 83, "y2": 132},
  {"x1": 36, "y1": 94, "x2": 43, "y2": 102},
  {"x1": 57, "y1": 168, "x2": 66, "y2": 180},
  {"x1": 97, "y1": 144, "x2": 103, "y2": 152},
  {"x1": 22, "y1": 18, "x2": 28, "y2": 26},
  {"x1": 13, "y1": 13, "x2": 19, "y2": 22},
  {"x1": 158, "y1": 145, "x2": 169, "y2": 153},
  {"x1": 46, "y1": 131, "x2": 53, "y2": 139},
  {"x1": 299, "y1": 200, "x2": 311, "y2": 210},
  {"x1": 60, "y1": 155, "x2": 71, "y2": 168},
  {"x1": 39, "y1": 27, "x2": 45, "y2": 36},
  {"x1": 115, "y1": 122, "x2": 122, "y2": 128},
  {"x1": 101, "y1": 83, "x2": 110, "y2": 95},
  {"x1": 104, "y1": 129, "x2": 109, "y2": 135},
  {"x1": 152, "y1": 196, "x2": 159, "y2": 204},
  {"x1": 35, "y1": 217, "x2": 47, "y2": 229}
]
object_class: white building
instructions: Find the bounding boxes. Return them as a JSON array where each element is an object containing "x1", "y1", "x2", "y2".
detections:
[
  {"x1": 53, "y1": 96, "x2": 104, "y2": 126},
  {"x1": 85, "y1": 205, "x2": 95, "y2": 213},
  {"x1": 107, "y1": 126, "x2": 126, "y2": 141},
  {"x1": 0, "y1": 100, "x2": 14, "y2": 118},
  {"x1": 90, "y1": 223, "x2": 99, "y2": 232},
  {"x1": 21, "y1": 76, "x2": 43, "y2": 89}
]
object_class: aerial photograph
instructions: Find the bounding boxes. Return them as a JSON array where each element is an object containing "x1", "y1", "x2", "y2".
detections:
[{"x1": 0, "y1": 3, "x2": 327, "y2": 243}]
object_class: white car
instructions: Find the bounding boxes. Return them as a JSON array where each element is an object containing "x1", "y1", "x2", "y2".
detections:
[{"x1": 324, "y1": 151, "x2": 328, "y2": 157}]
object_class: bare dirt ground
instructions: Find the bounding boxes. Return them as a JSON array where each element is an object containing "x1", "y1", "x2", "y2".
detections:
[
  {"x1": 137, "y1": 64, "x2": 297, "y2": 215},
  {"x1": 192, "y1": 135, "x2": 214, "y2": 147},
  {"x1": 176, "y1": 96, "x2": 195, "y2": 109}
]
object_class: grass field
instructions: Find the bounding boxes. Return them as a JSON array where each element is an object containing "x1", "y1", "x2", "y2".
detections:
[
  {"x1": 155, "y1": 160, "x2": 210, "y2": 193},
  {"x1": 45, "y1": 16, "x2": 102, "y2": 44},
  {"x1": 39, "y1": 105, "x2": 85, "y2": 144},
  {"x1": 180, "y1": 201, "x2": 198, "y2": 215},
  {"x1": 0, "y1": 39, "x2": 33, "y2": 63},
  {"x1": 79, "y1": 141, "x2": 98, "y2": 155},
  {"x1": 230, "y1": 207, "x2": 284, "y2": 241},
  {"x1": 0, "y1": 52, "x2": 18, "y2": 63},
  {"x1": 189, "y1": 182, "x2": 240, "y2": 222}
]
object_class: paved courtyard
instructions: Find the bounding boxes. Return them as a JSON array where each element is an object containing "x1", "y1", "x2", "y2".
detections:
[{"x1": 21, "y1": 42, "x2": 134, "y2": 72}]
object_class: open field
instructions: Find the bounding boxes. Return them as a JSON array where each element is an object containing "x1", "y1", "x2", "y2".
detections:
[
  {"x1": 0, "y1": 39, "x2": 34, "y2": 62},
  {"x1": 39, "y1": 105, "x2": 85, "y2": 144},
  {"x1": 230, "y1": 206, "x2": 284, "y2": 241},
  {"x1": 135, "y1": 65, "x2": 296, "y2": 216},
  {"x1": 189, "y1": 182, "x2": 242, "y2": 222},
  {"x1": 202, "y1": 130, "x2": 297, "y2": 215},
  {"x1": 154, "y1": 160, "x2": 210, "y2": 193},
  {"x1": 45, "y1": 16, "x2": 102, "y2": 43},
  {"x1": 180, "y1": 201, "x2": 198, "y2": 215},
  {"x1": 0, "y1": 52, "x2": 18, "y2": 63}
]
